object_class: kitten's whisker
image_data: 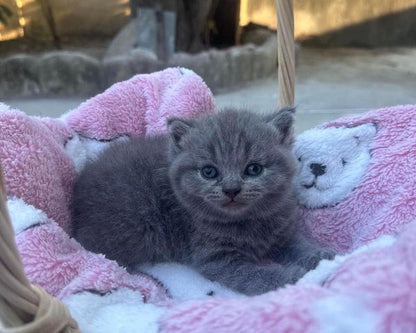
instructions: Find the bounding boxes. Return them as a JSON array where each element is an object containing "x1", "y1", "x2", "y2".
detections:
[{"x1": 246, "y1": 188, "x2": 262, "y2": 193}]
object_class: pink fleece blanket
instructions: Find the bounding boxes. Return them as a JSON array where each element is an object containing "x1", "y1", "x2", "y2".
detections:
[
  {"x1": 1, "y1": 68, "x2": 214, "y2": 303},
  {"x1": 1, "y1": 69, "x2": 415, "y2": 332}
]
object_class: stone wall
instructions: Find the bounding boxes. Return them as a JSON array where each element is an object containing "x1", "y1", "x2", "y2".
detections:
[{"x1": 0, "y1": 37, "x2": 280, "y2": 98}]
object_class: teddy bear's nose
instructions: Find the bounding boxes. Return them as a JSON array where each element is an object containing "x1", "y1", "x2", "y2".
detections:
[{"x1": 310, "y1": 163, "x2": 326, "y2": 177}]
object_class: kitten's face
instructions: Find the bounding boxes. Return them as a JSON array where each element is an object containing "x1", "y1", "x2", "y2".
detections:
[{"x1": 168, "y1": 108, "x2": 296, "y2": 221}]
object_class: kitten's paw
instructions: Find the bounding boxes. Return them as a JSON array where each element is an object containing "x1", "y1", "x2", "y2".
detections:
[
  {"x1": 232, "y1": 264, "x2": 307, "y2": 295},
  {"x1": 265, "y1": 263, "x2": 307, "y2": 285},
  {"x1": 297, "y1": 248, "x2": 336, "y2": 270},
  {"x1": 319, "y1": 248, "x2": 336, "y2": 260},
  {"x1": 281, "y1": 263, "x2": 307, "y2": 284}
]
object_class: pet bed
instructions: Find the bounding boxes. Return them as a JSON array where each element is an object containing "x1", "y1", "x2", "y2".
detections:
[{"x1": 1, "y1": 1, "x2": 415, "y2": 332}]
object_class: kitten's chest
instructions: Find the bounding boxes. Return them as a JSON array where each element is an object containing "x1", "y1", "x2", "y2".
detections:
[
  {"x1": 238, "y1": 224, "x2": 290, "y2": 259},
  {"x1": 199, "y1": 219, "x2": 292, "y2": 261},
  {"x1": 239, "y1": 230, "x2": 277, "y2": 260}
]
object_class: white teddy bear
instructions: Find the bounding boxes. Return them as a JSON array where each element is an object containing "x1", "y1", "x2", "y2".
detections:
[{"x1": 293, "y1": 123, "x2": 376, "y2": 208}]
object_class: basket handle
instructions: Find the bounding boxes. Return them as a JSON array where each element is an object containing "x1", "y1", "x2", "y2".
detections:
[{"x1": 276, "y1": 0, "x2": 295, "y2": 108}]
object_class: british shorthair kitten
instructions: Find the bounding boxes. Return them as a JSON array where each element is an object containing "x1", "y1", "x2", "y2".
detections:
[{"x1": 71, "y1": 108, "x2": 334, "y2": 295}]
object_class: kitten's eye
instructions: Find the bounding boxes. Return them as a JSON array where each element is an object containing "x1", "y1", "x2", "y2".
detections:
[
  {"x1": 342, "y1": 158, "x2": 347, "y2": 166},
  {"x1": 201, "y1": 166, "x2": 219, "y2": 179},
  {"x1": 245, "y1": 163, "x2": 263, "y2": 177},
  {"x1": 297, "y1": 157, "x2": 302, "y2": 162}
]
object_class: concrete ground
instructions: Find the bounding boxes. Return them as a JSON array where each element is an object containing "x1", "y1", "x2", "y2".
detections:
[{"x1": 4, "y1": 47, "x2": 416, "y2": 134}]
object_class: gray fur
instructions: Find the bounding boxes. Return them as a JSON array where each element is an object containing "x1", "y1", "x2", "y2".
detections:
[{"x1": 71, "y1": 108, "x2": 334, "y2": 295}]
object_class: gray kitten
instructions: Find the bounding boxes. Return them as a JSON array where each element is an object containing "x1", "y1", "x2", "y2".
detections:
[{"x1": 71, "y1": 108, "x2": 334, "y2": 295}]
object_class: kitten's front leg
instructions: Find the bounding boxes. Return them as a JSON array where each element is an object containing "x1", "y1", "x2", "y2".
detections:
[
  {"x1": 289, "y1": 232, "x2": 336, "y2": 270},
  {"x1": 193, "y1": 256, "x2": 306, "y2": 296}
]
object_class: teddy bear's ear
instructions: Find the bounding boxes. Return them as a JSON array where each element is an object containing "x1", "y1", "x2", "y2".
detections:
[
  {"x1": 265, "y1": 106, "x2": 296, "y2": 146},
  {"x1": 348, "y1": 123, "x2": 377, "y2": 147}
]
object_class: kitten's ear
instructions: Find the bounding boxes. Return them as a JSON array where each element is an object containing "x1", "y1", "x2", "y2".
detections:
[
  {"x1": 167, "y1": 118, "x2": 193, "y2": 148},
  {"x1": 265, "y1": 107, "x2": 295, "y2": 146}
]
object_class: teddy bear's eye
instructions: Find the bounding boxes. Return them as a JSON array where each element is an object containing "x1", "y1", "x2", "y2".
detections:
[
  {"x1": 297, "y1": 156, "x2": 302, "y2": 162},
  {"x1": 342, "y1": 158, "x2": 347, "y2": 166}
]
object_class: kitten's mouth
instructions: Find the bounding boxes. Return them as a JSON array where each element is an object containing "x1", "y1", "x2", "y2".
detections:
[{"x1": 222, "y1": 200, "x2": 246, "y2": 210}]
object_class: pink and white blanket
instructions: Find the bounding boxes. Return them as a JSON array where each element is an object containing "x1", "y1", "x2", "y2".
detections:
[{"x1": 1, "y1": 69, "x2": 415, "y2": 332}]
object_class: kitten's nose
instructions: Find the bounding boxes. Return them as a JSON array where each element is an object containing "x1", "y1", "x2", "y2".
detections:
[
  {"x1": 310, "y1": 163, "x2": 326, "y2": 177},
  {"x1": 222, "y1": 187, "x2": 241, "y2": 199}
]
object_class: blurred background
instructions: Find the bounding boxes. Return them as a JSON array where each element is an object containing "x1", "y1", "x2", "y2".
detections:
[{"x1": 1, "y1": 0, "x2": 416, "y2": 133}]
